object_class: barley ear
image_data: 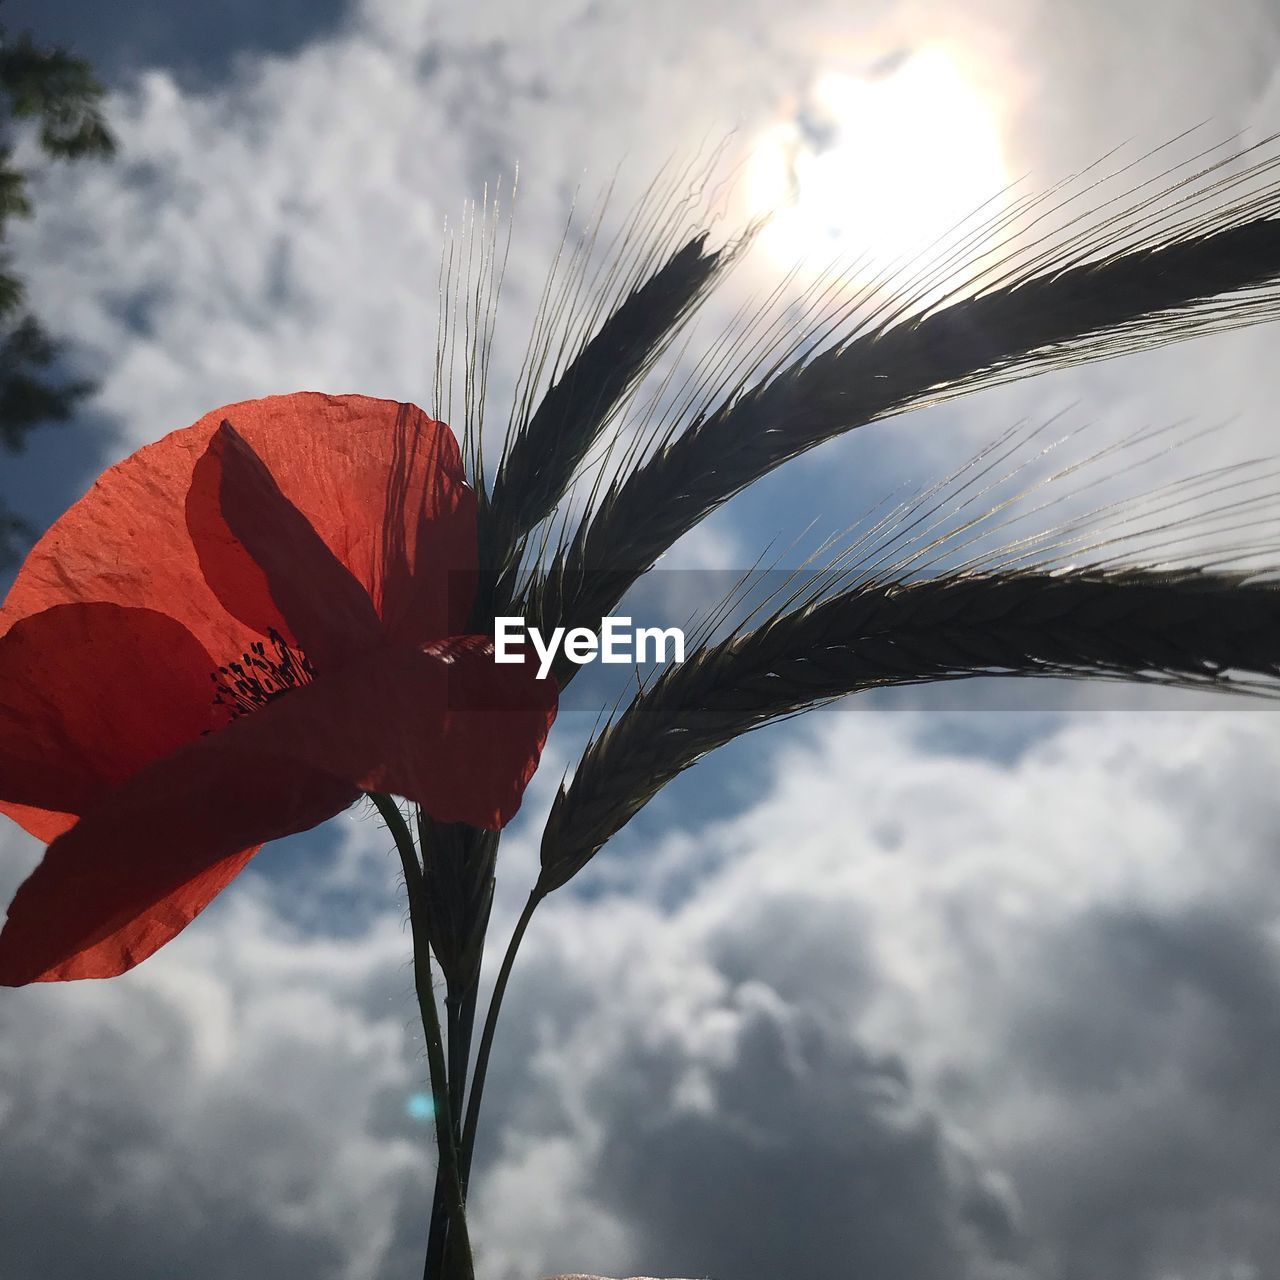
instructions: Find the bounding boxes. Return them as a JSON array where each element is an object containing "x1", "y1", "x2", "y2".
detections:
[{"x1": 534, "y1": 152, "x2": 1280, "y2": 679}]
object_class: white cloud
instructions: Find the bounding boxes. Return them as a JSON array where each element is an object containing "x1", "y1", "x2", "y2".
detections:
[
  {"x1": 466, "y1": 708, "x2": 1280, "y2": 1279},
  {"x1": 5, "y1": 702, "x2": 1280, "y2": 1277},
  {"x1": 17, "y1": 0, "x2": 1279, "y2": 471}
]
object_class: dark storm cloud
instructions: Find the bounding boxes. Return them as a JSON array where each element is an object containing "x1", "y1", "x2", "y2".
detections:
[
  {"x1": 998, "y1": 904, "x2": 1280, "y2": 1280},
  {"x1": 583, "y1": 994, "x2": 1022, "y2": 1280}
]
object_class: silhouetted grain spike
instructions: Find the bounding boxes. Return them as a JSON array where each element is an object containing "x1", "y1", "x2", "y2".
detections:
[
  {"x1": 539, "y1": 569, "x2": 1280, "y2": 891},
  {"x1": 535, "y1": 216, "x2": 1280, "y2": 678},
  {"x1": 418, "y1": 814, "x2": 499, "y2": 1001},
  {"x1": 480, "y1": 233, "x2": 727, "y2": 582}
]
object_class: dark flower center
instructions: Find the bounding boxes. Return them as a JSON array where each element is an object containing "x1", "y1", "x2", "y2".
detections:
[{"x1": 212, "y1": 629, "x2": 316, "y2": 719}]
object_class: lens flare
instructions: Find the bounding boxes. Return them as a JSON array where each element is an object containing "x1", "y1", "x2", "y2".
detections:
[{"x1": 406, "y1": 1092, "x2": 435, "y2": 1122}]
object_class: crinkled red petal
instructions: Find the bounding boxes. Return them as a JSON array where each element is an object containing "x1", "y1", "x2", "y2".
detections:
[
  {"x1": 0, "y1": 733, "x2": 356, "y2": 985},
  {"x1": 2, "y1": 394, "x2": 478, "y2": 659},
  {"x1": 0, "y1": 603, "x2": 219, "y2": 840}
]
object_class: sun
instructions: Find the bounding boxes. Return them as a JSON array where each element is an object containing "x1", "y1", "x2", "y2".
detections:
[{"x1": 746, "y1": 47, "x2": 1009, "y2": 279}]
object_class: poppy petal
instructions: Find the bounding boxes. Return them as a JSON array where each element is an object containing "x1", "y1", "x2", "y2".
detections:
[
  {"x1": 0, "y1": 633, "x2": 552, "y2": 984},
  {"x1": 0, "y1": 735, "x2": 357, "y2": 985},
  {"x1": 370, "y1": 402, "x2": 478, "y2": 646},
  {"x1": 1, "y1": 803, "x2": 74, "y2": 844},
  {"x1": 186, "y1": 421, "x2": 383, "y2": 671},
  {"x1": 0, "y1": 603, "x2": 219, "y2": 840},
  {"x1": 1, "y1": 847, "x2": 260, "y2": 984},
  {"x1": 2, "y1": 393, "x2": 478, "y2": 658}
]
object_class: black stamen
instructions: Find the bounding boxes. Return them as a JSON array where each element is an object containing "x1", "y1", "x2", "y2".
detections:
[{"x1": 212, "y1": 630, "x2": 317, "y2": 719}]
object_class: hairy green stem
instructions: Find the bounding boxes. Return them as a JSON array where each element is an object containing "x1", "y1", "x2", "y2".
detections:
[{"x1": 369, "y1": 793, "x2": 474, "y2": 1280}]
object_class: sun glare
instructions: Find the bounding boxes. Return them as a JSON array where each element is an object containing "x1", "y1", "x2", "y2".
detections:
[{"x1": 747, "y1": 48, "x2": 1009, "y2": 278}]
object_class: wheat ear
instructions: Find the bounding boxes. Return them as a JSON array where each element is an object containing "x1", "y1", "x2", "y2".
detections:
[{"x1": 539, "y1": 568, "x2": 1280, "y2": 891}]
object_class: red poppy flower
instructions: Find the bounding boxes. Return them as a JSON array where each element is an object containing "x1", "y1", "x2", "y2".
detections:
[{"x1": 0, "y1": 392, "x2": 557, "y2": 986}]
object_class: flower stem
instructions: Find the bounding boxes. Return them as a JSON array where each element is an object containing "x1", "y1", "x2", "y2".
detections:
[
  {"x1": 369, "y1": 793, "x2": 474, "y2": 1280},
  {"x1": 458, "y1": 888, "x2": 542, "y2": 1188}
]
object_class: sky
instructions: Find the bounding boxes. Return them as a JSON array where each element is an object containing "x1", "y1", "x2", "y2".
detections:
[{"x1": 4, "y1": 1, "x2": 1280, "y2": 1278}]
